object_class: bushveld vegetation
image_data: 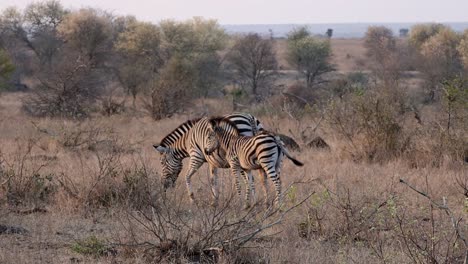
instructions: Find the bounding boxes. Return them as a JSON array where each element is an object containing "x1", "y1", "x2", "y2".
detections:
[{"x1": 0, "y1": 1, "x2": 467, "y2": 263}]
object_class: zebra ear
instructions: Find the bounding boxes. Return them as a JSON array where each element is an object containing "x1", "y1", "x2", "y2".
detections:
[
  {"x1": 208, "y1": 119, "x2": 217, "y2": 130},
  {"x1": 153, "y1": 144, "x2": 168, "y2": 153}
]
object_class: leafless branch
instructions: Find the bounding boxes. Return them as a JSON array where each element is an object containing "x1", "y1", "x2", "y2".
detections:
[{"x1": 399, "y1": 178, "x2": 468, "y2": 263}]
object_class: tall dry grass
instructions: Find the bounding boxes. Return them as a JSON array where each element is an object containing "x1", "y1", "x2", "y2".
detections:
[{"x1": 0, "y1": 92, "x2": 466, "y2": 263}]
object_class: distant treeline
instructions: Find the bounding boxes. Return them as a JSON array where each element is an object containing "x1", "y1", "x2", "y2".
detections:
[{"x1": 224, "y1": 22, "x2": 468, "y2": 38}]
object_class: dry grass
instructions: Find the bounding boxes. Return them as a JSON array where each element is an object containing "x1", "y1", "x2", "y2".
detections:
[
  {"x1": 0, "y1": 89, "x2": 466, "y2": 264},
  {"x1": 0, "y1": 35, "x2": 466, "y2": 262}
]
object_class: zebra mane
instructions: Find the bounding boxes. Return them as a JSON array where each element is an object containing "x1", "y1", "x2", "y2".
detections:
[
  {"x1": 209, "y1": 116, "x2": 240, "y2": 135},
  {"x1": 160, "y1": 118, "x2": 201, "y2": 147}
]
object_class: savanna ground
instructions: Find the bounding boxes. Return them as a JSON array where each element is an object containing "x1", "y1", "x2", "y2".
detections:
[{"x1": 0, "y1": 38, "x2": 467, "y2": 264}]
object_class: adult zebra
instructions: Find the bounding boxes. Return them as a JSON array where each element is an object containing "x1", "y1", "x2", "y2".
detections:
[
  {"x1": 153, "y1": 113, "x2": 265, "y2": 204},
  {"x1": 204, "y1": 117, "x2": 304, "y2": 208}
]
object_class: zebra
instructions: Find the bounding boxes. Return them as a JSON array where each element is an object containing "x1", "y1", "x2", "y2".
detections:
[
  {"x1": 204, "y1": 117, "x2": 304, "y2": 208},
  {"x1": 153, "y1": 113, "x2": 266, "y2": 204}
]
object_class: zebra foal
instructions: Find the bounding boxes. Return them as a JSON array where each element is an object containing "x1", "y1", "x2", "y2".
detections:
[{"x1": 205, "y1": 117, "x2": 304, "y2": 208}]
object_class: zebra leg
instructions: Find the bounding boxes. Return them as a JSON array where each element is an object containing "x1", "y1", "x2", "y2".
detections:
[
  {"x1": 234, "y1": 170, "x2": 242, "y2": 196},
  {"x1": 231, "y1": 164, "x2": 250, "y2": 209},
  {"x1": 258, "y1": 169, "x2": 269, "y2": 205},
  {"x1": 271, "y1": 171, "x2": 282, "y2": 208},
  {"x1": 209, "y1": 165, "x2": 218, "y2": 206},
  {"x1": 263, "y1": 165, "x2": 282, "y2": 208},
  {"x1": 272, "y1": 152, "x2": 284, "y2": 207},
  {"x1": 185, "y1": 158, "x2": 204, "y2": 203},
  {"x1": 247, "y1": 171, "x2": 256, "y2": 206},
  {"x1": 231, "y1": 167, "x2": 242, "y2": 196},
  {"x1": 240, "y1": 170, "x2": 252, "y2": 209}
]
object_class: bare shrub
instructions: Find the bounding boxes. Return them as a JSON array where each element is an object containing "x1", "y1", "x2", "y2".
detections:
[
  {"x1": 327, "y1": 87, "x2": 412, "y2": 162},
  {"x1": 22, "y1": 51, "x2": 104, "y2": 118},
  {"x1": 283, "y1": 82, "x2": 316, "y2": 105},
  {"x1": 143, "y1": 57, "x2": 195, "y2": 120},
  {"x1": 47, "y1": 121, "x2": 110, "y2": 149},
  {"x1": 100, "y1": 95, "x2": 126, "y2": 116},
  {"x1": 294, "y1": 177, "x2": 467, "y2": 264},
  {"x1": 115, "y1": 181, "x2": 314, "y2": 263},
  {"x1": 0, "y1": 139, "x2": 57, "y2": 206},
  {"x1": 55, "y1": 148, "x2": 157, "y2": 211}
]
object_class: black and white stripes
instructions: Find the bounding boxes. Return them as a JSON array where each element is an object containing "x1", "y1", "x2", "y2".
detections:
[
  {"x1": 205, "y1": 117, "x2": 304, "y2": 208},
  {"x1": 153, "y1": 113, "x2": 263, "y2": 204}
]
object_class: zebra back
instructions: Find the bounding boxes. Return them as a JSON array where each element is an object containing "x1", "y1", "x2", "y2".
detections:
[{"x1": 227, "y1": 113, "x2": 264, "y2": 136}]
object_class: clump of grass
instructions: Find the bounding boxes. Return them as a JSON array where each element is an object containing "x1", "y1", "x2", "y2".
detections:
[{"x1": 71, "y1": 236, "x2": 115, "y2": 257}]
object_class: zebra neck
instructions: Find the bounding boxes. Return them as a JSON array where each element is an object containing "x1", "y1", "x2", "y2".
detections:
[
  {"x1": 164, "y1": 137, "x2": 189, "y2": 160},
  {"x1": 173, "y1": 148, "x2": 189, "y2": 160},
  {"x1": 220, "y1": 133, "x2": 240, "y2": 151}
]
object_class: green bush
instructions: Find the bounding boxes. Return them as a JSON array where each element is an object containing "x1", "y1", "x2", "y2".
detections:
[{"x1": 71, "y1": 236, "x2": 114, "y2": 257}]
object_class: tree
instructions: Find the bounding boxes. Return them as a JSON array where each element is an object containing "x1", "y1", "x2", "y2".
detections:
[
  {"x1": 407, "y1": 24, "x2": 464, "y2": 101},
  {"x1": 177, "y1": 17, "x2": 226, "y2": 96},
  {"x1": 24, "y1": 0, "x2": 66, "y2": 31},
  {"x1": 226, "y1": 33, "x2": 277, "y2": 100},
  {"x1": 114, "y1": 20, "x2": 162, "y2": 105},
  {"x1": 326, "y1": 28, "x2": 333, "y2": 38},
  {"x1": 287, "y1": 26, "x2": 310, "y2": 42},
  {"x1": 364, "y1": 26, "x2": 400, "y2": 85},
  {"x1": 441, "y1": 77, "x2": 468, "y2": 134},
  {"x1": 399, "y1": 28, "x2": 409, "y2": 38},
  {"x1": 458, "y1": 30, "x2": 468, "y2": 71},
  {"x1": 0, "y1": 49, "x2": 14, "y2": 91},
  {"x1": 364, "y1": 26, "x2": 396, "y2": 63},
  {"x1": 23, "y1": 8, "x2": 115, "y2": 118},
  {"x1": 286, "y1": 27, "x2": 334, "y2": 88},
  {"x1": 23, "y1": 0, "x2": 67, "y2": 64},
  {"x1": 144, "y1": 56, "x2": 196, "y2": 120},
  {"x1": 409, "y1": 23, "x2": 446, "y2": 49},
  {"x1": 0, "y1": 1, "x2": 67, "y2": 64},
  {"x1": 0, "y1": 2, "x2": 67, "y2": 90},
  {"x1": 58, "y1": 8, "x2": 112, "y2": 62},
  {"x1": 159, "y1": 17, "x2": 226, "y2": 97},
  {"x1": 420, "y1": 28, "x2": 463, "y2": 89}
]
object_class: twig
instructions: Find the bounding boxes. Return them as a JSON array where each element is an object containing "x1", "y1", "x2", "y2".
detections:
[
  {"x1": 222, "y1": 190, "x2": 315, "y2": 247},
  {"x1": 399, "y1": 178, "x2": 468, "y2": 263}
]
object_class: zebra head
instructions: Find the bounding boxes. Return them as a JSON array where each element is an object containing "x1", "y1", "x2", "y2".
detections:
[
  {"x1": 204, "y1": 122, "x2": 221, "y2": 155},
  {"x1": 205, "y1": 117, "x2": 238, "y2": 155},
  {"x1": 153, "y1": 144, "x2": 183, "y2": 189}
]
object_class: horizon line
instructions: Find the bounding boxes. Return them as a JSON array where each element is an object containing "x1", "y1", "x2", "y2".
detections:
[{"x1": 222, "y1": 21, "x2": 468, "y2": 26}]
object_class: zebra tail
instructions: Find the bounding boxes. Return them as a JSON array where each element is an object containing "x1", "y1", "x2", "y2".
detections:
[{"x1": 275, "y1": 136, "x2": 304, "y2": 167}]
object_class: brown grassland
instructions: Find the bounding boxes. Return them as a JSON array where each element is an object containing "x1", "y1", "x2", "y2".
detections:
[{"x1": 0, "y1": 39, "x2": 467, "y2": 264}]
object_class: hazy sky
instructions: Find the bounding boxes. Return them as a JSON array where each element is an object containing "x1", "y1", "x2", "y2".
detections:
[{"x1": 1, "y1": 0, "x2": 467, "y2": 24}]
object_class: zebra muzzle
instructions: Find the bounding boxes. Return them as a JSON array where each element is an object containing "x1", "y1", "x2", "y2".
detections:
[{"x1": 205, "y1": 148, "x2": 214, "y2": 155}]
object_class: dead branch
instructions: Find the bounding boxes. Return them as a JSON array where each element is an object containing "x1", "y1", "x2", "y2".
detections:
[
  {"x1": 399, "y1": 178, "x2": 468, "y2": 264},
  {"x1": 221, "y1": 190, "x2": 315, "y2": 248}
]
